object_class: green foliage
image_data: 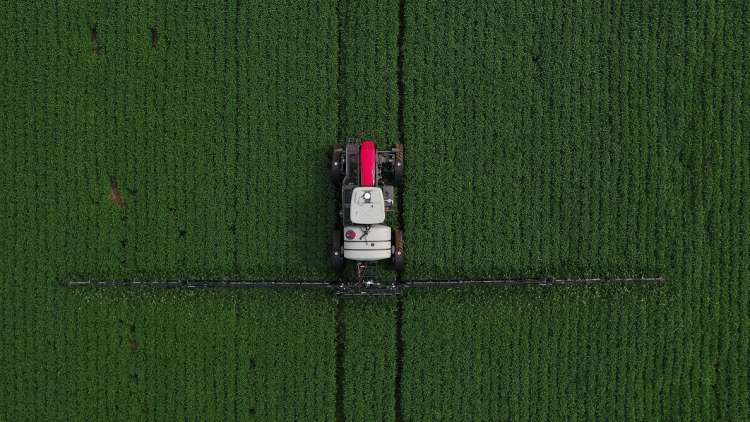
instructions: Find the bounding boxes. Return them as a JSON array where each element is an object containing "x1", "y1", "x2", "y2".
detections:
[
  {"x1": 0, "y1": 1, "x2": 338, "y2": 420},
  {"x1": 341, "y1": 300, "x2": 397, "y2": 421},
  {"x1": 1, "y1": 0, "x2": 748, "y2": 421},
  {"x1": 401, "y1": 0, "x2": 749, "y2": 420},
  {"x1": 338, "y1": 0, "x2": 399, "y2": 145}
]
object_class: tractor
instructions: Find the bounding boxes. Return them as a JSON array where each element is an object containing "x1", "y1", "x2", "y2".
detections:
[
  {"x1": 67, "y1": 136, "x2": 665, "y2": 294},
  {"x1": 330, "y1": 138, "x2": 405, "y2": 277}
]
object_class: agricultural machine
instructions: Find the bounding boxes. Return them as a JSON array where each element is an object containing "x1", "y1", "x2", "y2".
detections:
[
  {"x1": 66, "y1": 136, "x2": 665, "y2": 295},
  {"x1": 330, "y1": 138, "x2": 405, "y2": 279}
]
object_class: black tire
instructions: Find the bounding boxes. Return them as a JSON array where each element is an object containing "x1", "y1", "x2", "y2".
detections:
[
  {"x1": 392, "y1": 144, "x2": 404, "y2": 186},
  {"x1": 332, "y1": 230, "x2": 344, "y2": 272},
  {"x1": 331, "y1": 148, "x2": 344, "y2": 184},
  {"x1": 392, "y1": 229, "x2": 405, "y2": 272}
]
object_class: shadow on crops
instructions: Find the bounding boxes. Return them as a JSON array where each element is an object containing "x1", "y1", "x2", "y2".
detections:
[
  {"x1": 127, "y1": 322, "x2": 139, "y2": 352},
  {"x1": 283, "y1": 143, "x2": 337, "y2": 278},
  {"x1": 150, "y1": 27, "x2": 158, "y2": 49},
  {"x1": 90, "y1": 24, "x2": 103, "y2": 56},
  {"x1": 109, "y1": 176, "x2": 126, "y2": 209}
]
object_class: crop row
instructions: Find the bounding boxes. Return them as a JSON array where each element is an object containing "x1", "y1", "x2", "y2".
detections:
[
  {"x1": 341, "y1": 299, "x2": 397, "y2": 421},
  {"x1": 0, "y1": 1, "x2": 340, "y2": 420},
  {"x1": 337, "y1": 3, "x2": 400, "y2": 420},
  {"x1": 400, "y1": 0, "x2": 749, "y2": 420},
  {"x1": 1, "y1": 0, "x2": 748, "y2": 420}
]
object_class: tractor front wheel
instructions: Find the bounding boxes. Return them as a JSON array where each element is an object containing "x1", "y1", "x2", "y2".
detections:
[
  {"x1": 392, "y1": 229, "x2": 405, "y2": 272},
  {"x1": 392, "y1": 144, "x2": 404, "y2": 186},
  {"x1": 332, "y1": 230, "x2": 344, "y2": 271},
  {"x1": 331, "y1": 148, "x2": 344, "y2": 184}
]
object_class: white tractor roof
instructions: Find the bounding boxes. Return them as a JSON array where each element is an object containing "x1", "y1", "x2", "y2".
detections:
[{"x1": 350, "y1": 187, "x2": 386, "y2": 224}]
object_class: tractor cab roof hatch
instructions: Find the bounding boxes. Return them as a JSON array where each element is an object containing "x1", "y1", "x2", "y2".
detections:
[{"x1": 349, "y1": 187, "x2": 385, "y2": 224}]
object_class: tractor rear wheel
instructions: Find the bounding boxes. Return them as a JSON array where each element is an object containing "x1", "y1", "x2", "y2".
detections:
[
  {"x1": 392, "y1": 229, "x2": 404, "y2": 272},
  {"x1": 392, "y1": 144, "x2": 404, "y2": 186},
  {"x1": 332, "y1": 230, "x2": 344, "y2": 271},
  {"x1": 331, "y1": 148, "x2": 344, "y2": 184}
]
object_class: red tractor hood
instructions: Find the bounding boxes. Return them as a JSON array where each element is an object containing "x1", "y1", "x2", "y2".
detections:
[{"x1": 359, "y1": 140, "x2": 376, "y2": 186}]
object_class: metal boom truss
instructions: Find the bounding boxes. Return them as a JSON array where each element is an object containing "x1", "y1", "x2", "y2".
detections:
[{"x1": 66, "y1": 276, "x2": 666, "y2": 296}]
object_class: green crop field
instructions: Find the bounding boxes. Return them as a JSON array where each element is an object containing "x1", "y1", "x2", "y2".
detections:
[
  {"x1": 1, "y1": 0, "x2": 748, "y2": 421},
  {"x1": 401, "y1": 2, "x2": 749, "y2": 420}
]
